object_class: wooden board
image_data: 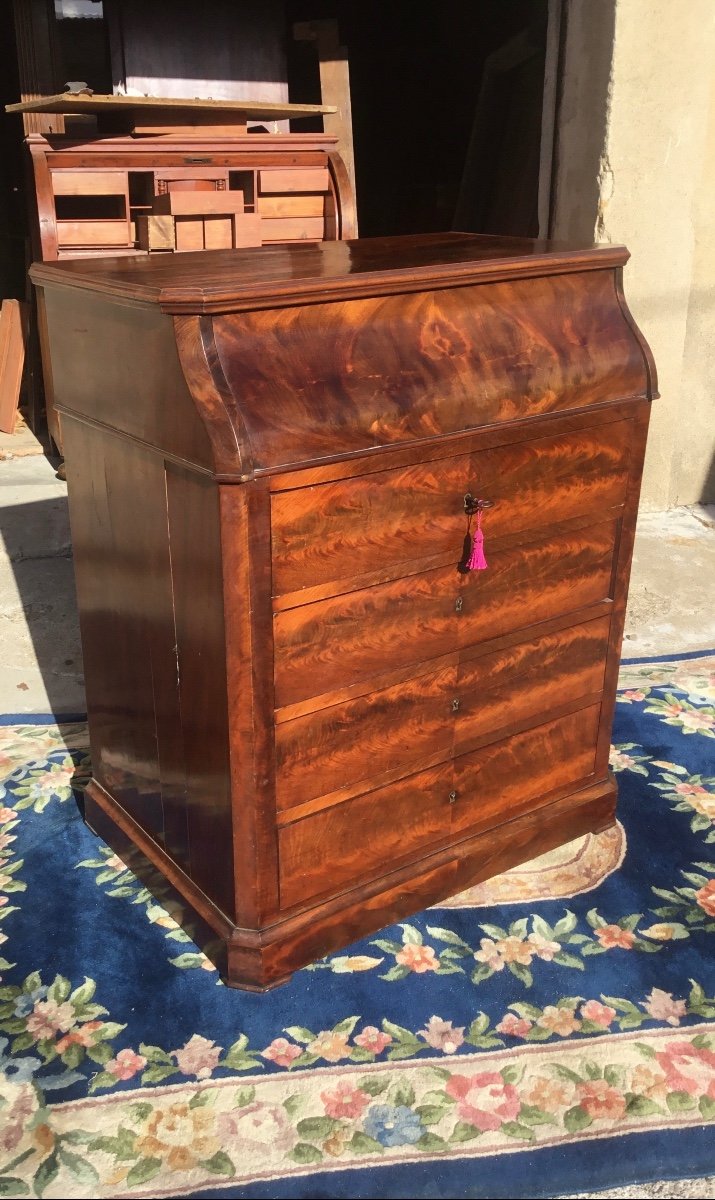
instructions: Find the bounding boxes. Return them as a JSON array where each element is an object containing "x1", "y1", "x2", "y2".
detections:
[
  {"x1": 0, "y1": 300, "x2": 27, "y2": 434},
  {"x1": 261, "y1": 217, "x2": 325, "y2": 242},
  {"x1": 52, "y1": 171, "x2": 128, "y2": 196},
  {"x1": 153, "y1": 192, "x2": 245, "y2": 216},
  {"x1": 257, "y1": 195, "x2": 325, "y2": 218},
  {"x1": 56, "y1": 220, "x2": 133, "y2": 248},
  {"x1": 6, "y1": 94, "x2": 336, "y2": 119},
  {"x1": 259, "y1": 168, "x2": 330, "y2": 193}
]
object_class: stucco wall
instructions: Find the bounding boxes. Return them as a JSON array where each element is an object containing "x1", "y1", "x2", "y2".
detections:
[{"x1": 551, "y1": 0, "x2": 715, "y2": 509}]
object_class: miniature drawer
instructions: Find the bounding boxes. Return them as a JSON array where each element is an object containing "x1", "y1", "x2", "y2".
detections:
[
  {"x1": 278, "y1": 705, "x2": 600, "y2": 908},
  {"x1": 275, "y1": 615, "x2": 611, "y2": 811},
  {"x1": 273, "y1": 519, "x2": 618, "y2": 707},
  {"x1": 56, "y1": 220, "x2": 133, "y2": 247},
  {"x1": 270, "y1": 420, "x2": 632, "y2": 597},
  {"x1": 258, "y1": 168, "x2": 330, "y2": 193}
]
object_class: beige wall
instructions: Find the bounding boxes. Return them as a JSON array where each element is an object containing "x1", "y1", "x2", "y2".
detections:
[{"x1": 551, "y1": 0, "x2": 715, "y2": 509}]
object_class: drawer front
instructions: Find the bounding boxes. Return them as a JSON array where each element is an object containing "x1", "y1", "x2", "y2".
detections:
[
  {"x1": 259, "y1": 168, "x2": 330, "y2": 193},
  {"x1": 276, "y1": 664, "x2": 456, "y2": 811},
  {"x1": 278, "y1": 706, "x2": 600, "y2": 909},
  {"x1": 273, "y1": 520, "x2": 617, "y2": 707},
  {"x1": 275, "y1": 616, "x2": 610, "y2": 811},
  {"x1": 271, "y1": 421, "x2": 632, "y2": 596}
]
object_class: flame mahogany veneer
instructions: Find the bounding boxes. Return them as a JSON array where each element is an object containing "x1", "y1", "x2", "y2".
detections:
[{"x1": 30, "y1": 232, "x2": 657, "y2": 989}]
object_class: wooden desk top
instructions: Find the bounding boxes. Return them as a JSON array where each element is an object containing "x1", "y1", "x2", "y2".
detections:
[{"x1": 29, "y1": 232, "x2": 628, "y2": 314}]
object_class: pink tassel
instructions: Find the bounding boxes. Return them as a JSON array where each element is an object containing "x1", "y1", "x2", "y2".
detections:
[{"x1": 466, "y1": 513, "x2": 488, "y2": 571}]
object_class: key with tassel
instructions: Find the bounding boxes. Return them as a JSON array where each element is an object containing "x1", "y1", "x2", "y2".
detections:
[{"x1": 462, "y1": 493, "x2": 492, "y2": 572}]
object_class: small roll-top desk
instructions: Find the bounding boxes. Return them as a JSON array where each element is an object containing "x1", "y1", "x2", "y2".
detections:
[{"x1": 30, "y1": 233, "x2": 657, "y2": 989}]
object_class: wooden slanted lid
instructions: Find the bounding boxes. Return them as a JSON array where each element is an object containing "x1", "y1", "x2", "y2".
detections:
[
  {"x1": 29, "y1": 232, "x2": 629, "y2": 315},
  {"x1": 6, "y1": 93, "x2": 336, "y2": 121}
]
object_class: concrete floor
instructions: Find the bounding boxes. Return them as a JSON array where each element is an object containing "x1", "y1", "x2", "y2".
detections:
[{"x1": 1, "y1": 435, "x2": 714, "y2": 1198}]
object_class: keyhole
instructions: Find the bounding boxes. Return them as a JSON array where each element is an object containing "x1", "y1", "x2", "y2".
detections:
[
  {"x1": 455, "y1": 596, "x2": 463, "y2": 613},
  {"x1": 451, "y1": 698, "x2": 461, "y2": 712},
  {"x1": 448, "y1": 790, "x2": 458, "y2": 804}
]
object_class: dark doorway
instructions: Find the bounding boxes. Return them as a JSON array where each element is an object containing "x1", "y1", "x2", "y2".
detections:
[{"x1": 288, "y1": 1, "x2": 551, "y2": 239}]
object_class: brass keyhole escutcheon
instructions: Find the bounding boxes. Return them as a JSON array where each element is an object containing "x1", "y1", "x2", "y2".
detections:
[
  {"x1": 451, "y1": 698, "x2": 461, "y2": 712},
  {"x1": 448, "y1": 790, "x2": 458, "y2": 804},
  {"x1": 455, "y1": 596, "x2": 464, "y2": 613}
]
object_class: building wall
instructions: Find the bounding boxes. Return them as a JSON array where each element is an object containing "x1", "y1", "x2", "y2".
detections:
[{"x1": 551, "y1": 0, "x2": 715, "y2": 509}]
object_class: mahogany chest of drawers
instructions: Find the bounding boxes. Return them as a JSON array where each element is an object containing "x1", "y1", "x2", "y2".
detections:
[{"x1": 30, "y1": 233, "x2": 657, "y2": 989}]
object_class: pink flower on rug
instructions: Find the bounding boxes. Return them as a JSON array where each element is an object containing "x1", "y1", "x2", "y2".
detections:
[
  {"x1": 524, "y1": 1076, "x2": 571, "y2": 1111},
  {"x1": 395, "y1": 944, "x2": 440, "y2": 973},
  {"x1": 679, "y1": 708, "x2": 715, "y2": 733},
  {"x1": 419, "y1": 1016, "x2": 465, "y2": 1054},
  {"x1": 631, "y1": 1064, "x2": 668, "y2": 1102},
  {"x1": 473, "y1": 938, "x2": 506, "y2": 972},
  {"x1": 656, "y1": 1041, "x2": 715, "y2": 1098},
  {"x1": 26, "y1": 999, "x2": 76, "y2": 1039},
  {"x1": 493, "y1": 936, "x2": 533, "y2": 965},
  {"x1": 0, "y1": 808, "x2": 15, "y2": 823},
  {"x1": 172, "y1": 1034, "x2": 222, "y2": 1079},
  {"x1": 495, "y1": 1013, "x2": 533, "y2": 1038},
  {"x1": 577, "y1": 1079, "x2": 626, "y2": 1120},
  {"x1": 56, "y1": 1020, "x2": 102, "y2": 1052},
  {"x1": 321, "y1": 1080, "x2": 371, "y2": 1119},
  {"x1": 354, "y1": 1026, "x2": 392, "y2": 1054},
  {"x1": 446, "y1": 1071, "x2": 520, "y2": 1131},
  {"x1": 695, "y1": 880, "x2": 715, "y2": 918},
  {"x1": 527, "y1": 932, "x2": 561, "y2": 961},
  {"x1": 536, "y1": 1006, "x2": 581, "y2": 1037},
  {"x1": 219, "y1": 1102, "x2": 294, "y2": 1155},
  {"x1": 642, "y1": 988, "x2": 687, "y2": 1026},
  {"x1": 261, "y1": 1037, "x2": 302, "y2": 1068},
  {"x1": 308, "y1": 1030, "x2": 351, "y2": 1062},
  {"x1": 623, "y1": 690, "x2": 646, "y2": 702},
  {"x1": 595, "y1": 924, "x2": 636, "y2": 950},
  {"x1": 580, "y1": 1000, "x2": 617, "y2": 1028},
  {"x1": 106, "y1": 1048, "x2": 147, "y2": 1080}
]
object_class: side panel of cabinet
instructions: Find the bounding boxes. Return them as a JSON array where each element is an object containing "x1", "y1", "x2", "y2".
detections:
[{"x1": 62, "y1": 417, "x2": 236, "y2": 919}]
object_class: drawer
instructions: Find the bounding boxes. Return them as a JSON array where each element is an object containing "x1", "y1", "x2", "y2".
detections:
[
  {"x1": 275, "y1": 615, "x2": 610, "y2": 811},
  {"x1": 56, "y1": 220, "x2": 132, "y2": 247},
  {"x1": 259, "y1": 168, "x2": 330, "y2": 193},
  {"x1": 261, "y1": 216, "x2": 325, "y2": 242},
  {"x1": 271, "y1": 420, "x2": 632, "y2": 596},
  {"x1": 273, "y1": 519, "x2": 617, "y2": 706},
  {"x1": 52, "y1": 171, "x2": 127, "y2": 196},
  {"x1": 278, "y1": 705, "x2": 600, "y2": 908}
]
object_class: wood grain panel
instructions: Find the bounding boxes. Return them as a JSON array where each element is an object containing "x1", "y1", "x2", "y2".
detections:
[
  {"x1": 258, "y1": 168, "x2": 330, "y2": 192},
  {"x1": 278, "y1": 706, "x2": 600, "y2": 908},
  {"x1": 279, "y1": 759, "x2": 453, "y2": 908},
  {"x1": 273, "y1": 521, "x2": 617, "y2": 706},
  {"x1": 456, "y1": 616, "x2": 610, "y2": 752},
  {"x1": 271, "y1": 421, "x2": 632, "y2": 594},
  {"x1": 275, "y1": 617, "x2": 610, "y2": 811},
  {"x1": 209, "y1": 265, "x2": 648, "y2": 471},
  {"x1": 451, "y1": 705, "x2": 600, "y2": 837},
  {"x1": 52, "y1": 171, "x2": 128, "y2": 195},
  {"x1": 276, "y1": 664, "x2": 456, "y2": 810},
  {"x1": 62, "y1": 421, "x2": 176, "y2": 854},
  {"x1": 165, "y1": 466, "x2": 235, "y2": 919}
]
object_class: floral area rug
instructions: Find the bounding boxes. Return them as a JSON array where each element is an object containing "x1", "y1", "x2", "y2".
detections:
[{"x1": 1, "y1": 650, "x2": 714, "y2": 1199}]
